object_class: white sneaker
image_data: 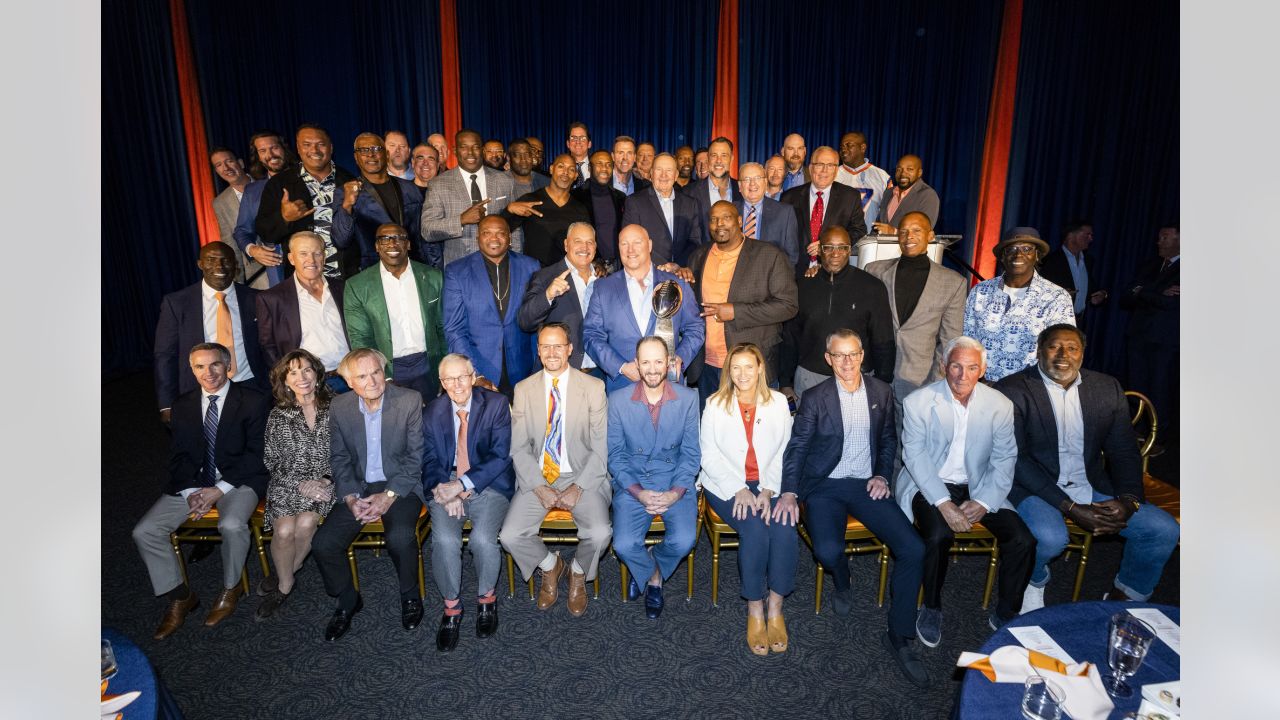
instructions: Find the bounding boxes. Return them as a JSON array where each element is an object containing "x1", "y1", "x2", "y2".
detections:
[{"x1": 1021, "y1": 584, "x2": 1045, "y2": 614}]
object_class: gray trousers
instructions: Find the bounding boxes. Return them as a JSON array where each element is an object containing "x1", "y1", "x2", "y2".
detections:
[
  {"x1": 793, "y1": 366, "x2": 830, "y2": 407},
  {"x1": 131, "y1": 486, "x2": 259, "y2": 595},
  {"x1": 427, "y1": 489, "x2": 510, "y2": 601},
  {"x1": 499, "y1": 472, "x2": 613, "y2": 582}
]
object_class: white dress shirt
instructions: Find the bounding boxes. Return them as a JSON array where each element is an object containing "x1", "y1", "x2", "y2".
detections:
[
  {"x1": 295, "y1": 276, "x2": 350, "y2": 371},
  {"x1": 937, "y1": 391, "x2": 971, "y2": 487},
  {"x1": 379, "y1": 264, "x2": 427, "y2": 357},
  {"x1": 1038, "y1": 368, "x2": 1092, "y2": 504},
  {"x1": 201, "y1": 281, "x2": 253, "y2": 382},
  {"x1": 655, "y1": 187, "x2": 676, "y2": 238},
  {"x1": 566, "y1": 261, "x2": 598, "y2": 369},
  {"x1": 625, "y1": 266, "x2": 656, "y2": 335},
  {"x1": 181, "y1": 379, "x2": 235, "y2": 497},
  {"x1": 542, "y1": 368, "x2": 573, "y2": 474},
  {"x1": 464, "y1": 167, "x2": 489, "y2": 202}
]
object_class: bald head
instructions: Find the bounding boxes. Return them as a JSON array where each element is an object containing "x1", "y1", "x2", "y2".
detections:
[
  {"x1": 618, "y1": 224, "x2": 653, "y2": 274},
  {"x1": 782, "y1": 133, "x2": 807, "y2": 172},
  {"x1": 893, "y1": 155, "x2": 923, "y2": 190},
  {"x1": 738, "y1": 162, "x2": 766, "y2": 203}
]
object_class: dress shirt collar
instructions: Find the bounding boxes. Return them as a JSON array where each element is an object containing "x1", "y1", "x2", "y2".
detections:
[
  {"x1": 201, "y1": 280, "x2": 236, "y2": 301},
  {"x1": 293, "y1": 274, "x2": 331, "y2": 302},
  {"x1": 358, "y1": 393, "x2": 385, "y2": 416},
  {"x1": 810, "y1": 183, "x2": 832, "y2": 202},
  {"x1": 205, "y1": 378, "x2": 231, "y2": 404}
]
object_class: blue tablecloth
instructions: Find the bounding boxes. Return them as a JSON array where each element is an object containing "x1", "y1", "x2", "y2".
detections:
[
  {"x1": 957, "y1": 601, "x2": 1179, "y2": 719},
  {"x1": 102, "y1": 628, "x2": 185, "y2": 720}
]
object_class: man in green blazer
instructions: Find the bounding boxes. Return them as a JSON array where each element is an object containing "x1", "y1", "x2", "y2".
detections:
[{"x1": 343, "y1": 222, "x2": 446, "y2": 400}]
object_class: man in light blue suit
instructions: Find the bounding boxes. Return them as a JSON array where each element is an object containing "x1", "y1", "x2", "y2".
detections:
[
  {"x1": 581, "y1": 224, "x2": 704, "y2": 394},
  {"x1": 443, "y1": 215, "x2": 540, "y2": 399},
  {"x1": 735, "y1": 161, "x2": 801, "y2": 266},
  {"x1": 607, "y1": 336, "x2": 701, "y2": 620}
]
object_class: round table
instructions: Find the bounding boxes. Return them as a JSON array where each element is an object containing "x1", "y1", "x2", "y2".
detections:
[{"x1": 957, "y1": 601, "x2": 1179, "y2": 718}]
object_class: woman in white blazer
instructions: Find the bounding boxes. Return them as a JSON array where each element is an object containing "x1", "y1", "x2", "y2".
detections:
[{"x1": 698, "y1": 343, "x2": 797, "y2": 656}]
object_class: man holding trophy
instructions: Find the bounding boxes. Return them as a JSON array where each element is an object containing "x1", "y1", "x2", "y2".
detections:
[{"x1": 582, "y1": 224, "x2": 704, "y2": 393}]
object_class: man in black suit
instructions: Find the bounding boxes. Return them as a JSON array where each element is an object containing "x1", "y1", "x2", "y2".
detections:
[
  {"x1": 735, "y1": 161, "x2": 800, "y2": 265},
  {"x1": 684, "y1": 136, "x2": 740, "y2": 244},
  {"x1": 132, "y1": 343, "x2": 270, "y2": 639},
  {"x1": 776, "y1": 328, "x2": 928, "y2": 687},
  {"x1": 517, "y1": 222, "x2": 603, "y2": 374},
  {"x1": 996, "y1": 325, "x2": 1180, "y2": 612},
  {"x1": 254, "y1": 232, "x2": 350, "y2": 391},
  {"x1": 154, "y1": 241, "x2": 268, "y2": 424},
  {"x1": 1040, "y1": 220, "x2": 1108, "y2": 328},
  {"x1": 565, "y1": 121, "x2": 593, "y2": 188},
  {"x1": 571, "y1": 150, "x2": 627, "y2": 268},
  {"x1": 621, "y1": 153, "x2": 703, "y2": 266},
  {"x1": 1121, "y1": 225, "x2": 1180, "y2": 439},
  {"x1": 779, "y1": 146, "x2": 867, "y2": 276},
  {"x1": 255, "y1": 124, "x2": 359, "y2": 279}
]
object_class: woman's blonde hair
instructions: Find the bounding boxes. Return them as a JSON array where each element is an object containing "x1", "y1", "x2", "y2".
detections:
[{"x1": 709, "y1": 343, "x2": 773, "y2": 413}]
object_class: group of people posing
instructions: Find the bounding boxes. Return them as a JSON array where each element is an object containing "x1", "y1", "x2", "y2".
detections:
[{"x1": 137, "y1": 124, "x2": 1180, "y2": 688}]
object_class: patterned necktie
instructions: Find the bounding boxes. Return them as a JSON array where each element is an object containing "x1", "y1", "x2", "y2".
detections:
[
  {"x1": 214, "y1": 291, "x2": 238, "y2": 377},
  {"x1": 542, "y1": 377, "x2": 562, "y2": 484},
  {"x1": 743, "y1": 205, "x2": 758, "y2": 239},
  {"x1": 455, "y1": 409, "x2": 471, "y2": 478},
  {"x1": 469, "y1": 174, "x2": 482, "y2": 204},
  {"x1": 203, "y1": 395, "x2": 219, "y2": 485},
  {"x1": 809, "y1": 190, "x2": 824, "y2": 265}
]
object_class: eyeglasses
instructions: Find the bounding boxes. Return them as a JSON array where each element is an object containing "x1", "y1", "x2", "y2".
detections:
[
  {"x1": 538, "y1": 343, "x2": 570, "y2": 352},
  {"x1": 1003, "y1": 245, "x2": 1038, "y2": 257},
  {"x1": 440, "y1": 372, "x2": 474, "y2": 386},
  {"x1": 354, "y1": 145, "x2": 384, "y2": 156},
  {"x1": 375, "y1": 234, "x2": 408, "y2": 244},
  {"x1": 568, "y1": 135, "x2": 590, "y2": 142},
  {"x1": 826, "y1": 350, "x2": 864, "y2": 362},
  {"x1": 811, "y1": 162, "x2": 838, "y2": 170},
  {"x1": 739, "y1": 175, "x2": 764, "y2": 183},
  {"x1": 820, "y1": 244, "x2": 852, "y2": 253}
]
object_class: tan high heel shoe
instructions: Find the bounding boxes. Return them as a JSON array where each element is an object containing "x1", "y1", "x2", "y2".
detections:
[
  {"x1": 767, "y1": 613, "x2": 788, "y2": 653},
  {"x1": 747, "y1": 614, "x2": 769, "y2": 656}
]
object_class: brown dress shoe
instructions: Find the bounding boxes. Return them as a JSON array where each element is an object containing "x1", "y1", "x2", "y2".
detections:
[
  {"x1": 203, "y1": 587, "x2": 243, "y2": 627},
  {"x1": 566, "y1": 569, "x2": 588, "y2": 617},
  {"x1": 153, "y1": 593, "x2": 199, "y2": 640},
  {"x1": 536, "y1": 553, "x2": 566, "y2": 611}
]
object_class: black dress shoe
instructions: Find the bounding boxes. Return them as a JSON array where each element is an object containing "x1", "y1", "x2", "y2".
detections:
[
  {"x1": 437, "y1": 610, "x2": 463, "y2": 652},
  {"x1": 829, "y1": 586, "x2": 853, "y2": 617},
  {"x1": 324, "y1": 595, "x2": 363, "y2": 641},
  {"x1": 402, "y1": 597, "x2": 424, "y2": 630},
  {"x1": 881, "y1": 630, "x2": 930, "y2": 688},
  {"x1": 476, "y1": 602, "x2": 498, "y2": 638},
  {"x1": 644, "y1": 584, "x2": 664, "y2": 620}
]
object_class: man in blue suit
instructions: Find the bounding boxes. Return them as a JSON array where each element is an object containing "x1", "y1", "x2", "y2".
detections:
[
  {"x1": 581, "y1": 224, "x2": 704, "y2": 394},
  {"x1": 421, "y1": 353, "x2": 515, "y2": 652},
  {"x1": 683, "y1": 137, "x2": 740, "y2": 245},
  {"x1": 332, "y1": 133, "x2": 428, "y2": 273},
  {"x1": 620, "y1": 154, "x2": 703, "y2": 266},
  {"x1": 154, "y1": 241, "x2": 268, "y2": 424},
  {"x1": 607, "y1": 336, "x2": 701, "y2": 619},
  {"x1": 234, "y1": 130, "x2": 296, "y2": 288},
  {"x1": 735, "y1": 162, "x2": 800, "y2": 266},
  {"x1": 442, "y1": 215, "x2": 540, "y2": 400},
  {"x1": 777, "y1": 328, "x2": 929, "y2": 688}
]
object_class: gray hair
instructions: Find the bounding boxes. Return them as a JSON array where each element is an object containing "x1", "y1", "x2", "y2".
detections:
[
  {"x1": 943, "y1": 336, "x2": 987, "y2": 366},
  {"x1": 825, "y1": 328, "x2": 863, "y2": 352},
  {"x1": 189, "y1": 342, "x2": 231, "y2": 365},
  {"x1": 288, "y1": 230, "x2": 325, "y2": 251},
  {"x1": 438, "y1": 353, "x2": 475, "y2": 376},
  {"x1": 338, "y1": 348, "x2": 389, "y2": 379},
  {"x1": 564, "y1": 221, "x2": 596, "y2": 240}
]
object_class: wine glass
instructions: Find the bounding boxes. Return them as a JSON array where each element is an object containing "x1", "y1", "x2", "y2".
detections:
[{"x1": 1104, "y1": 612, "x2": 1156, "y2": 698}]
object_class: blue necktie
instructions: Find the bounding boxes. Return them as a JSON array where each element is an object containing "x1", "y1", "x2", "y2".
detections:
[{"x1": 203, "y1": 395, "x2": 219, "y2": 485}]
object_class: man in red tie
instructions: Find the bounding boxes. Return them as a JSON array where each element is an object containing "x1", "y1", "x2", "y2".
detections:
[{"x1": 779, "y1": 146, "x2": 868, "y2": 278}]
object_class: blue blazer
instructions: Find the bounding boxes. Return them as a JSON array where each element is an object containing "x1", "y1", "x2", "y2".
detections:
[
  {"x1": 332, "y1": 178, "x2": 428, "y2": 270},
  {"x1": 685, "y1": 176, "x2": 741, "y2": 245},
  {"x1": 580, "y1": 265, "x2": 705, "y2": 394},
  {"x1": 153, "y1": 281, "x2": 268, "y2": 411},
  {"x1": 232, "y1": 178, "x2": 284, "y2": 286},
  {"x1": 421, "y1": 387, "x2": 514, "y2": 498},
  {"x1": 442, "y1": 251, "x2": 540, "y2": 385},
  {"x1": 606, "y1": 382, "x2": 701, "y2": 494},
  {"x1": 781, "y1": 375, "x2": 897, "y2": 499},
  {"x1": 734, "y1": 196, "x2": 801, "y2": 266},
  {"x1": 621, "y1": 186, "x2": 703, "y2": 266}
]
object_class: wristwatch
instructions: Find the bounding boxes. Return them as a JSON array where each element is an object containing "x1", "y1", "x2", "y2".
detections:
[{"x1": 385, "y1": 489, "x2": 398, "y2": 500}]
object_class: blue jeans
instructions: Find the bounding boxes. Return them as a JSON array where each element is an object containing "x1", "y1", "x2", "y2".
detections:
[
  {"x1": 1017, "y1": 491, "x2": 1180, "y2": 599},
  {"x1": 611, "y1": 490, "x2": 697, "y2": 585},
  {"x1": 705, "y1": 489, "x2": 798, "y2": 600}
]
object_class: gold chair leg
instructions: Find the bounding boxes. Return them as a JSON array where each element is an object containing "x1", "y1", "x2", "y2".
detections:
[
  {"x1": 619, "y1": 555, "x2": 629, "y2": 602},
  {"x1": 876, "y1": 548, "x2": 889, "y2": 608},
  {"x1": 170, "y1": 534, "x2": 191, "y2": 587},
  {"x1": 983, "y1": 545, "x2": 998, "y2": 610},
  {"x1": 417, "y1": 547, "x2": 426, "y2": 599},
  {"x1": 1071, "y1": 533, "x2": 1092, "y2": 601},
  {"x1": 710, "y1": 532, "x2": 721, "y2": 607},
  {"x1": 239, "y1": 565, "x2": 250, "y2": 596},
  {"x1": 252, "y1": 524, "x2": 271, "y2": 578},
  {"x1": 814, "y1": 564, "x2": 824, "y2": 614},
  {"x1": 686, "y1": 548, "x2": 695, "y2": 601},
  {"x1": 593, "y1": 576, "x2": 600, "y2": 599},
  {"x1": 348, "y1": 547, "x2": 360, "y2": 593},
  {"x1": 507, "y1": 553, "x2": 516, "y2": 599}
]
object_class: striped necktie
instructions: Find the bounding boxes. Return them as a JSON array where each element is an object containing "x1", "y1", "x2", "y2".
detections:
[
  {"x1": 203, "y1": 395, "x2": 220, "y2": 484},
  {"x1": 542, "y1": 377, "x2": 562, "y2": 483},
  {"x1": 743, "y1": 205, "x2": 758, "y2": 239}
]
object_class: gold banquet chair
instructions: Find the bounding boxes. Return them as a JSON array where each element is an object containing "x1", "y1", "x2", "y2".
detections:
[
  {"x1": 169, "y1": 501, "x2": 258, "y2": 596},
  {"x1": 1063, "y1": 390, "x2": 1179, "y2": 600},
  {"x1": 504, "y1": 509, "x2": 601, "y2": 600},
  {"x1": 346, "y1": 505, "x2": 432, "y2": 598},
  {"x1": 915, "y1": 526, "x2": 999, "y2": 609},
  {"x1": 797, "y1": 505, "x2": 889, "y2": 614},
  {"x1": 703, "y1": 501, "x2": 738, "y2": 607},
  {"x1": 615, "y1": 493, "x2": 703, "y2": 601}
]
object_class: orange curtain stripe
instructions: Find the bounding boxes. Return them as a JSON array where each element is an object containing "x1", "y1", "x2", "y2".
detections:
[
  {"x1": 970, "y1": 0, "x2": 1024, "y2": 280},
  {"x1": 710, "y1": 0, "x2": 740, "y2": 175},
  {"x1": 168, "y1": 0, "x2": 218, "y2": 246},
  {"x1": 439, "y1": 0, "x2": 462, "y2": 169}
]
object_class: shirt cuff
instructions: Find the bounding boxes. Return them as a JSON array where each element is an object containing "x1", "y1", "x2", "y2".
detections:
[
  {"x1": 974, "y1": 499, "x2": 991, "y2": 512},
  {"x1": 460, "y1": 475, "x2": 475, "y2": 492},
  {"x1": 214, "y1": 480, "x2": 236, "y2": 495}
]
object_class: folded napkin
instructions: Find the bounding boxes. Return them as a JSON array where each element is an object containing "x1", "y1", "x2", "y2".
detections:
[{"x1": 958, "y1": 645, "x2": 1114, "y2": 720}]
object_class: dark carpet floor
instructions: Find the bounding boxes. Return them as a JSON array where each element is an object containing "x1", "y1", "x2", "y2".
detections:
[{"x1": 102, "y1": 371, "x2": 1179, "y2": 719}]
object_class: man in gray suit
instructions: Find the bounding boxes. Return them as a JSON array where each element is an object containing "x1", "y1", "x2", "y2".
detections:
[
  {"x1": 210, "y1": 147, "x2": 265, "y2": 287},
  {"x1": 736, "y1": 161, "x2": 800, "y2": 266},
  {"x1": 310, "y1": 347, "x2": 426, "y2": 641},
  {"x1": 895, "y1": 336, "x2": 1034, "y2": 646},
  {"x1": 873, "y1": 155, "x2": 941, "y2": 233},
  {"x1": 499, "y1": 323, "x2": 612, "y2": 617},
  {"x1": 421, "y1": 128, "x2": 523, "y2": 265},
  {"x1": 863, "y1": 211, "x2": 967, "y2": 424}
]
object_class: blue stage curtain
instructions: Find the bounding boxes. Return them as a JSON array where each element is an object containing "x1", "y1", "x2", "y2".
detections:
[
  {"x1": 454, "y1": 0, "x2": 719, "y2": 158},
  {"x1": 103, "y1": 0, "x2": 202, "y2": 378},
  {"x1": 737, "y1": 0, "x2": 1004, "y2": 249},
  {"x1": 184, "y1": 0, "x2": 445, "y2": 165},
  {"x1": 1002, "y1": 0, "x2": 1178, "y2": 377}
]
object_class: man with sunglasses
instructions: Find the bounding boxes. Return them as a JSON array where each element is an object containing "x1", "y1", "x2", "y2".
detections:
[
  {"x1": 963, "y1": 227, "x2": 1075, "y2": 382},
  {"x1": 332, "y1": 133, "x2": 427, "y2": 273}
]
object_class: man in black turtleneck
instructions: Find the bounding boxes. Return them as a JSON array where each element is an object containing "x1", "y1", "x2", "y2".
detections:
[
  {"x1": 864, "y1": 211, "x2": 968, "y2": 431},
  {"x1": 780, "y1": 226, "x2": 895, "y2": 407},
  {"x1": 571, "y1": 150, "x2": 627, "y2": 269}
]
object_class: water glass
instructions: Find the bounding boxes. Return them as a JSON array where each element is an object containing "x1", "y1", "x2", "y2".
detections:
[
  {"x1": 1104, "y1": 612, "x2": 1156, "y2": 698},
  {"x1": 101, "y1": 639, "x2": 118, "y2": 680},
  {"x1": 1021, "y1": 675, "x2": 1064, "y2": 720}
]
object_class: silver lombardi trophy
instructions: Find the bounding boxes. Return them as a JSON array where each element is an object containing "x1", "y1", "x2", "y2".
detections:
[{"x1": 651, "y1": 279, "x2": 683, "y2": 362}]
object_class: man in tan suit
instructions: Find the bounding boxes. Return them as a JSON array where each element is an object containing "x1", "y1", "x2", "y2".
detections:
[
  {"x1": 499, "y1": 322, "x2": 612, "y2": 617},
  {"x1": 210, "y1": 147, "x2": 264, "y2": 287}
]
